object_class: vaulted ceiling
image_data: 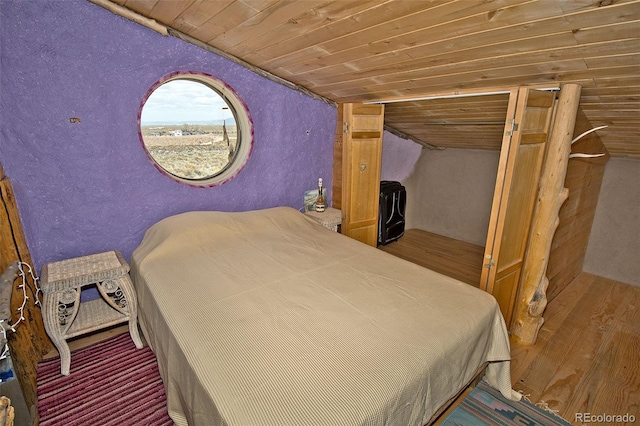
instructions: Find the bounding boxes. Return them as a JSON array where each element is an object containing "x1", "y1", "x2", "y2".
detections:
[{"x1": 97, "y1": 0, "x2": 639, "y2": 157}]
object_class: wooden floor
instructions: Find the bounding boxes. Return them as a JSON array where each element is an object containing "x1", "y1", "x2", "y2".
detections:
[
  {"x1": 382, "y1": 229, "x2": 640, "y2": 424},
  {"x1": 379, "y1": 229, "x2": 485, "y2": 287},
  {"x1": 510, "y1": 272, "x2": 639, "y2": 422}
]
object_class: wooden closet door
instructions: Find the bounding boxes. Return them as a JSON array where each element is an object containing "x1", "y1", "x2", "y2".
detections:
[
  {"x1": 480, "y1": 88, "x2": 557, "y2": 327},
  {"x1": 341, "y1": 103, "x2": 384, "y2": 246}
]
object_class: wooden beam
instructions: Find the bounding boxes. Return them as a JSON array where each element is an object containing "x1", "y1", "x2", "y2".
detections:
[
  {"x1": 383, "y1": 124, "x2": 438, "y2": 150},
  {"x1": 0, "y1": 167, "x2": 52, "y2": 412},
  {"x1": 87, "y1": 0, "x2": 168, "y2": 36},
  {"x1": 511, "y1": 83, "x2": 582, "y2": 345}
]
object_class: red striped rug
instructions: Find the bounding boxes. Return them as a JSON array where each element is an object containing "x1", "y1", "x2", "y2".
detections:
[{"x1": 37, "y1": 333, "x2": 173, "y2": 425}]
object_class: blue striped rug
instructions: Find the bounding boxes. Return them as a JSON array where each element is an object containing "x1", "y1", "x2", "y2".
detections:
[{"x1": 442, "y1": 381, "x2": 571, "y2": 426}]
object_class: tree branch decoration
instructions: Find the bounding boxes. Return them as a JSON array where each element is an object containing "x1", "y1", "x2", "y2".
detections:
[{"x1": 569, "y1": 125, "x2": 608, "y2": 159}]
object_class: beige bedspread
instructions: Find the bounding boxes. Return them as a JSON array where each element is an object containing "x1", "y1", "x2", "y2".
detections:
[{"x1": 130, "y1": 207, "x2": 518, "y2": 426}]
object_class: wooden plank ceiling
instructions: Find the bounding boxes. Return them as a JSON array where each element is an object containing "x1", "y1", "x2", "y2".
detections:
[{"x1": 103, "y1": 0, "x2": 640, "y2": 157}]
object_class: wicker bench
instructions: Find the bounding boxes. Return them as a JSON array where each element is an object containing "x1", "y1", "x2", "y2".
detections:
[{"x1": 40, "y1": 251, "x2": 143, "y2": 375}]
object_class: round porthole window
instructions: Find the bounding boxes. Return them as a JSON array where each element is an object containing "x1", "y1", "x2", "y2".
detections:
[{"x1": 139, "y1": 72, "x2": 253, "y2": 186}]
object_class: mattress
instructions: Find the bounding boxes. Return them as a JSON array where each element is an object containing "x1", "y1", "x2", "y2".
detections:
[{"x1": 130, "y1": 207, "x2": 518, "y2": 426}]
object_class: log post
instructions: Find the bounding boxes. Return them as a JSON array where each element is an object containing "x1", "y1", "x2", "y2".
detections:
[
  {"x1": 511, "y1": 84, "x2": 582, "y2": 345},
  {"x1": 87, "y1": 0, "x2": 168, "y2": 35},
  {"x1": 0, "y1": 166, "x2": 52, "y2": 411}
]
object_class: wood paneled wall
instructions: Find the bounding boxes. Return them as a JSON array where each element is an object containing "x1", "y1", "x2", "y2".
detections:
[{"x1": 546, "y1": 108, "x2": 609, "y2": 302}]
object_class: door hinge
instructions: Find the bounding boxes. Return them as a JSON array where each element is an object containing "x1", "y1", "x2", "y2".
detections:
[
  {"x1": 506, "y1": 118, "x2": 519, "y2": 136},
  {"x1": 483, "y1": 255, "x2": 495, "y2": 269},
  {"x1": 343, "y1": 122, "x2": 349, "y2": 134}
]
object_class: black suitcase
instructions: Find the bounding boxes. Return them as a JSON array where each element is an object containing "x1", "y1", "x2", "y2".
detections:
[{"x1": 377, "y1": 181, "x2": 406, "y2": 246}]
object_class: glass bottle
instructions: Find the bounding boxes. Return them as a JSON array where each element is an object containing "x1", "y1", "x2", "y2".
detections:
[{"x1": 315, "y1": 178, "x2": 326, "y2": 212}]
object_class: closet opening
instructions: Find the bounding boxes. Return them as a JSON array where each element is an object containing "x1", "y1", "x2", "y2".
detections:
[
  {"x1": 380, "y1": 91, "x2": 513, "y2": 287},
  {"x1": 377, "y1": 87, "x2": 560, "y2": 327}
]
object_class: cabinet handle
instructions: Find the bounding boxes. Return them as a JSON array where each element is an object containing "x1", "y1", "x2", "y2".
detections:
[{"x1": 359, "y1": 164, "x2": 366, "y2": 171}]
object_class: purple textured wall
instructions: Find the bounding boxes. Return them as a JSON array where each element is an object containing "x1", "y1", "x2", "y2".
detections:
[{"x1": 0, "y1": 1, "x2": 336, "y2": 269}]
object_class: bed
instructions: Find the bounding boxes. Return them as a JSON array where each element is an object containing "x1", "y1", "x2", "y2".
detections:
[{"x1": 130, "y1": 206, "x2": 519, "y2": 426}]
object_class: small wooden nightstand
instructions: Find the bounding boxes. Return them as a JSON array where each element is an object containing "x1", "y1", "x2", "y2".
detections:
[
  {"x1": 40, "y1": 250, "x2": 143, "y2": 375},
  {"x1": 304, "y1": 207, "x2": 342, "y2": 232}
]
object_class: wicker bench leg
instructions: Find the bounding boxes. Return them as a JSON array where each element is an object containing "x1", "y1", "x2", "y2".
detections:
[
  {"x1": 96, "y1": 276, "x2": 144, "y2": 349},
  {"x1": 42, "y1": 292, "x2": 73, "y2": 376},
  {"x1": 119, "y1": 277, "x2": 144, "y2": 349}
]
